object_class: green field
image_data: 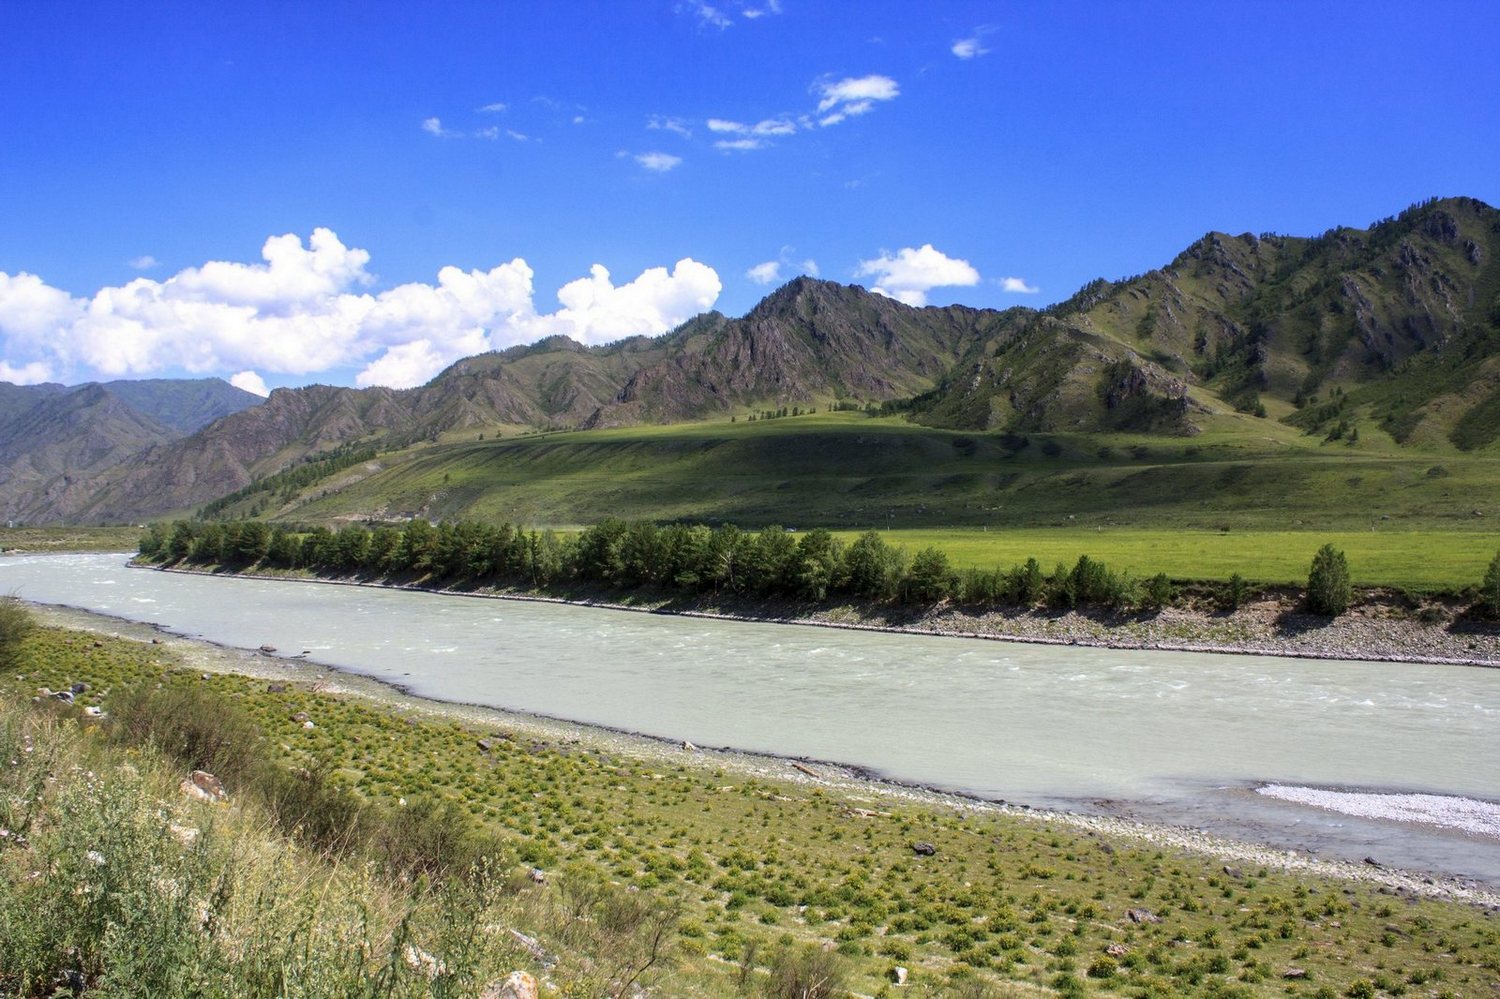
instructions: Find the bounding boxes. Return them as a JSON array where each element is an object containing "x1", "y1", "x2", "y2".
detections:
[{"x1": 838, "y1": 528, "x2": 1500, "y2": 591}]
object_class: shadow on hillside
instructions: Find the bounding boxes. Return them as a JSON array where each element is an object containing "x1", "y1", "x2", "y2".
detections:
[{"x1": 1272, "y1": 608, "x2": 1335, "y2": 637}]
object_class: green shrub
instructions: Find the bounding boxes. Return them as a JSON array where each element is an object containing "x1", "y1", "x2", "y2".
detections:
[
  {"x1": 1221, "y1": 572, "x2": 1250, "y2": 612},
  {"x1": 1307, "y1": 544, "x2": 1352, "y2": 616},
  {"x1": 0, "y1": 596, "x2": 33, "y2": 670},
  {"x1": 763, "y1": 943, "x2": 846, "y2": 999},
  {"x1": 108, "y1": 681, "x2": 266, "y2": 788},
  {"x1": 1142, "y1": 572, "x2": 1174, "y2": 610},
  {"x1": 1480, "y1": 550, "x2": 1500, "y2": 619}
]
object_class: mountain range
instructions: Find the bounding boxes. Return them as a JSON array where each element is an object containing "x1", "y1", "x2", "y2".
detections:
[{"x1": 2, "y1": 196, "x2": 1496, "y2": 525}]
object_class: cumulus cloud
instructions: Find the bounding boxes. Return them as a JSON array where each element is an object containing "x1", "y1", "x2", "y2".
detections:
[
  {"x1": 713, "y1": 137, "x2": 765, "y2": 152},
  {"x1": 421, "y1": 117, "x2": 461, "y2": 138},
  {"x1": 636, "y1": 151, "x2": 683, "y2": 172},
  {"x1": 1000, "y1": 276, "x2": 1040, "y2": 294},
  {"x1": 0, "y1": 230, "x2": 723, "y2": 390},
  {"x1": 746, "y1": 261, "x2": 782, "y2": 285},
  {"x1": 477, "y1": 102, "x2": 508, "y2": 113},
  {"x1": 856, "y1": 244, "x2": 980, "y2": 307},
  {"x1": 679, "y1": 0, "x2": 780, "y2": 28},
  {"x1": 229, "y1": 370, "x2": 270, "y2": 396},
  {"x1": 128, "y1": 255, "x2": 159, "y2": 271}
]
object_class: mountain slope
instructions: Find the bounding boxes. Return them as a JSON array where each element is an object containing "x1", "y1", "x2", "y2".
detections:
[{"x1": 6, "y1": 196, "x2": 1499, "y2": 525}]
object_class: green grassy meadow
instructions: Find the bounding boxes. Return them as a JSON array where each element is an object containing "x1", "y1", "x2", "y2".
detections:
[
  {"x1": 5, "y1": 620, "x2": 1500, "y2": 997},
  {"x1": 208, "y1": 410, "x2": 1500, "y2": 591},
  {"x1": 837, "y1": 528, "x2": 1500, "y2": 591}
]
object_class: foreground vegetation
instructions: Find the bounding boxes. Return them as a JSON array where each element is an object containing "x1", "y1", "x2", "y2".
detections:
[{"x1": 2, "y1": 606, "x2": 1498, "y2": 996}]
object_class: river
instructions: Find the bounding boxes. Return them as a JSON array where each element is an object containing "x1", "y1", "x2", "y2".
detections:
[{"x1": 3, "y1": 552, "x2": 1498, "y2": 884}]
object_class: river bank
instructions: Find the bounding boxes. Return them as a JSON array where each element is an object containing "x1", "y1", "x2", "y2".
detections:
[
  {"x1": 147, "y1": 560, "x2": 1500, "y2": 668},
  {"x1": 23, "y1": 600, "x2": 1500, "y2": 909}
]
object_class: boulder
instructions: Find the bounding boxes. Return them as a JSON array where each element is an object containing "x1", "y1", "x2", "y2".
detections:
[
  {"x1": 891, "y1": 966, "x2": 908, "y2": 985},
  {"x1": 70, "y1": 682, "x2": 89, "y2": 694},
  {"x1": 259, "y1": 644, "x2": 277, "y2": 653},
  {"x1": 292, "y1": 711, "x2": 310, "y2": 724},
  {"x1": 266, "y1": 683, "x2": 286, "y2": 694},
  {"x1": 402, "y1": 944, "x2": 445, "y2": 979},
  {"x1": 481, "y1": 971, "x2": 538, "y2": 999},
  {"x1": 1106, "y1": 943, "x2": 1128, "y2": 958},
  {"x1": 911, "y1": 841, "x2": 937, "y2": 857},
  {"x1": 1283, "y1": 968, "x2": 1308, "y2": 980},
  {"x1": 1126, "y1": 908, "x2": 1161, "y2": 924},
  {"x1": 181, "y1": 770, "x2": 227, "y2": 803}
]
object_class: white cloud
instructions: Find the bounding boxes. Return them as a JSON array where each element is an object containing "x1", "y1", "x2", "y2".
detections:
[
  {"x1": 814, "y1": 75, "x2": 899, "y2": 114},
  {"x1": 707, "y1": 118, "x2": 747, "y2": 133},
  {"x1": 746, "y1": 261, "x2": 782, "y2": 285},
  {"x1": 856, "y1": 244, "x2": 980, "y2": 307},
  {"x1": 475, "y1": 126, "x2": 500, "y2": 140},
  {"x1": 128, "y1": 255, "x2": 159, "y2": 270},
  {"x1": 0, "y1": 359, "x2": 53, "y2": 384},
  {"x1": 681, "y1": 0, "x2": 732, "y2": 28},
  {"x1": 477, "y1": 102, "x2": 508, "y2": 113},
  {"x1": 951, "y1": 26, "x2": 996, "y2": 60},
  {"x1": 506, "y1": 129, "x2": 530, "y2": 142},
  {"x1": 636, "y1": 152, "x2": 683, "y2": 172},
  {"x1": 0, "y1": 230, "x2": 724, "y2": 391},
  {"x1": 1000, "y1": 276, "x2": 1040, "y2": 294},
  {"x1": 572, "y1": 115, "x2": 586, "y2": 125},
  {"x1": 714, "y1": 137, "x2": 765, "y2": 151},
  {"x1": 422, "y1": 117, "x2": 447, "y2": 136},
  {"x1": 742, "y1": 0, "x2": 782, "y2": 17},
  {"x1": 229, "y1": 370, "x2": 270, "y2": 396},
  {"x1": 648, "y1": 115, "x2": 692, "y2": 138},
  {"x1": 802, "y1": 259, "x2": 820, "y2": 277}
]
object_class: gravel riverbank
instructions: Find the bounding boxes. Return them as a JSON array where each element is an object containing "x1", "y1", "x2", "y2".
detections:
[{"x1": 24, "y1": 600, "x2": 1500, "y2": 910}]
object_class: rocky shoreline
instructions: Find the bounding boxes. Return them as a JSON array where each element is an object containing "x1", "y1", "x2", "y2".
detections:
[
  {"x1": 22, "y1": 600, "x2": 1500, "y2": 910},
  {"x1": 146, "y1": 560, "x2": 1500, "y2": 668}
]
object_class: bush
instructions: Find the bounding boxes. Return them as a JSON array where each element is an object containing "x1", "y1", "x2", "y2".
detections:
[
  {"x1": 1142, "y1": 572, "x2": 1174, "y2": 611},
  {"x1": 108, "y1": 681, "x2": 266, "y2": 789},
  {"x1": 903, "y1": 547, "x2": 955, "y2": 604},
  {"x1": 1480, "y1": 550, "x2": 1500, "y2": 619},
  {"x1": 763, "y1": 944, "x2": 846, "y2": 999},
  {"x1": 1220, "y1": 573, "x2": 1250, "y2": 612},
  {"x1": 1307, "y1": 544, "x2": 1352, "y2": 616},
  {"x1": 0, "y1": 596, "x2": 33, "y2": 670}
]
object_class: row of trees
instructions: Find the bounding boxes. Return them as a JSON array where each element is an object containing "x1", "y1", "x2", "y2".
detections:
[
  {"x1": 138, "y1": 520, "x2": 1500, "y2": 619},
  {"x1": 140, "y1": 519, "x2": 1187, "y2": 611}
]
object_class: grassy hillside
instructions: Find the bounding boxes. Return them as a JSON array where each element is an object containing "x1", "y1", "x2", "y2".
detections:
[
  {"x1": 219, "y1": 411, "x2": 1500, "y2": 545},
  {"x1": 5, "y1": 614, "x2": 1499, "y2": 996}
]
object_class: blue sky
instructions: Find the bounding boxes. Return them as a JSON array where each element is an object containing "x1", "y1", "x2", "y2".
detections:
[{"x1": 2, "y1": 1, "x2": 1497, "y2": 393}]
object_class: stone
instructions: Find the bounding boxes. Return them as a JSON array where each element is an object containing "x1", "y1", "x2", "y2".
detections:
[
  {"x1": 480, "y1": 971, "x2": 538, "y2": 999},
  {"x1": 302, "y1": 720, "x2": 316, "y2": 730},
  {"x1": 292, "y1": 711, "x2": 310, "y2": 724},
  {"x1": 1283, "y1": 968, "x2": 1308, "y2": 980},
  {"x1": 266, "y1": 683, "x2": 286, "y2": 693},
  {"x1": 259, "y1": 644, "x2": 277, "y2": 653},
  {"x1": 51, "y1": 690, "x2": 74, "y2": 704},
  {"x1": 682, "y1": 740, "x2": 696, "y2": 751},
  {"x1": 181, "y1": 770, "x2": 227, "y2": 803},
  {"x1": 83, "y1": 706, "x2": 104, "y2": 718},
  {"x1": 1126, "y1": 908, "x2": 1162, "y2": 924},
  {"x1": 1222, "y1": 865, "x2": 1242, "y2": 878},
  {"x1": 477, "y1": 738, "x2": 494, "y2": 752},
  {"x1": 891, "y1": 966, "x2": 908, "y2": 985},
  {"x1": 402, "y1": 944, "x2": 445, "y2": 979},
  {"x1": 1363, "y1": 856, "x2": 1382, "y2": 868},
  {"x1": 1106, "y1": 943, "x2": 1128, "y2": 958},
  {"x1": 529, "y1": 867, "x2": 546, "y2": 884},
  {"x1": 69, "y1": 682, "x2": 89, "y2": 694},
  {"x1": 911, "y1": 841, "x2": 937, "y2": 856}
]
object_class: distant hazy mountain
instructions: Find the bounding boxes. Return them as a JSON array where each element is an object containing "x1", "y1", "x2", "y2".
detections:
[
  {"x1": 7, "y1": 196, "x2": 1497, "y2": 524},
  {"x1": 0, "y1": 378, "x2": 261, "y2": 523}
]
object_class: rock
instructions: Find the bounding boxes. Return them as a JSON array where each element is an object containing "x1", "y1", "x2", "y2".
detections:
[
  {"x1": 69, "y1": 682, "x2": 89, "y2": 694},
  {"x1": 1105, "y1": 943, "x2": 1128, "y2": 958},
  {"x1": 507, "y1": 929, "x2": 556, "y2": 968},
  {"x1": 302, "y1": 720, "x2": 316, "y2": 730},
  {"x1": 292, "y1": 711, "x2": 310, "y2": 724},
  {"x1": 790, "y1": 761, "x2": 818, "y2": 778},
  {"x1": 682, "y1": 740, "x2": 696, "y2": 751},
  {"x1": 51, "y1": 690, "x2": 74, "y2": 704},
  {"x1": 169, "y1": 822, "x2": 200, "y2": 845},
  {"x1": 259, "y1": 644, "x2": 277, "y2": 653},
  {"x1": 1364, "y1": 856, "x2": 1382, "y2": 868},
  {"x1": 528, "y1": 867, "x2": 546, "y2": 884},
  {"x1": 911, "y1": 841, "x2": 937, "y2": 857},
  {"x1": 477, "y1": 738, "x2": 494, "y2": 752},
  {"x1": 480, "y1": 971, "x2": 539, "y2": 999},
  {"x1": 82, "y1": 706, "x2": 104, "y2": 718},
  {"x1": 1283, "y1": 968, "x2": 1308, "y2": 980},
  {"x1": 181, "y1": 770, "x2": 227, "y2": 803},
  {"x1": 200, "y1": 673, "x2": 210, "y2": 681},
  {"x1": 92, "y1": 640, "x2": 103, "y2": 648},
  {"x1": 151, "y1": 638, "x2": 163, "y2": 644},
  {"x1": 402, "y1": 943, "x2": 445, "y2": 979},
  {"x1": 891, "y1": 966, "x2": 908, "y2": 985},
  {"x1": 1126, "y1": 908, "x2": 1162, "y2": 924},
  {"x1": 266, "y1": 683, "x2": 286, "y2": 693},
  {"x1": 1222, "y1": 865, "x2": 1242, "y2": 878}
]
